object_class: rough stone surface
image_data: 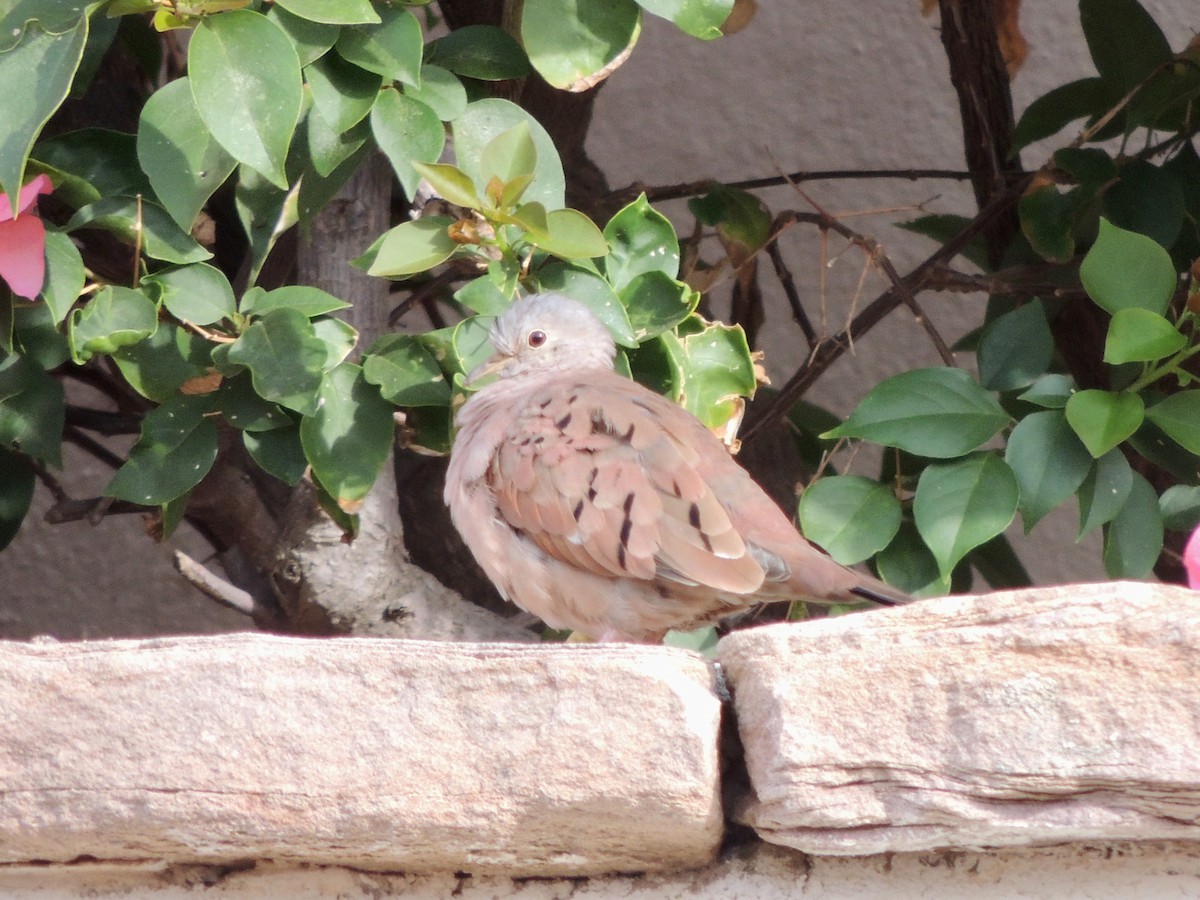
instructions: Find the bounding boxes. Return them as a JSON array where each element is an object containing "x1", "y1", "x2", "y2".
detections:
[
  {"x1": 719, "y1": 581, "x2": 1200, "y2": 855},
  {"x1": 0, "y1": 635, "x2": 722, "y2": 874}
]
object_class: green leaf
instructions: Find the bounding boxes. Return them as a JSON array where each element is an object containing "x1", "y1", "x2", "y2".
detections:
[
  {"x1": 363, "y1": 333, "x2": 451, "y2": 406},
  {"x1": 275, "y1": 0, "x2": 380, "y2": 25},
  {"x1": 112, "y1": 323, "x2": 212, "y2": 402},
  {"x1": 1144, "y1": 391, "x2": 1200, "y2": 455},
  {"x1": 977, "y1": 299, "x2": 1054, "y2": 391},
  {"x1": 603, "y1": 193, "x2": 680, "y2": 291},
  {"x1": 533, "y1": 208, "x2": 609, "y2": 259},
  {"x1": 914, "y1": 454, "x2": 1019, "y2": 578},
  {"x1": 39, "y1": 229, "x2": 83, "y2": 325},
  {"x1": 535, "y1": 262, "x2": 638, "y2": 348},
  {"x1": 241, "y1": 285, "x2": 350, "y2": 318},
  {"x1": 300, "y1": 363, "x2": 394, "y2": 511},
  {"x1": 267, "y1": 5, "x2": 339, "y2": 67},
  {"x1": 335, "y1": 7, "x2": 422, "y2": 87},
  {"x1": 636, "y1": 0, "x2": 732, "y2": 39},
  {"x1": 235, "y1": 165, "x2": 298, "y2": 284},
  {"x1": 105, "y1": 394, "x2": 218, "y2": 505},
  {"x1": 1064, "y1": 389, "x2": 1144, "y2": 457},
  {"x1": 896, "y1": 214, "x2": 990, "y2": 271},
  {"x1": 370, "y1": 89, "x2": 445, "y2": 199},
  {"x1": 145, "y1": 263, "x2": 236, "y2": 326},
  {"x1": 136, "y1": 77, "x2": 237, "y2": 230},
  {"x1": 454, "y1": 273, "x2": 515, "y2": 315},
  {"x1": 409, "y1": 161, "x2": 481, "y2": 209},
  {"x1": 225, "y1": 306, "x2": 328, "y2": 415},
  {"x1": 1080, "y1": 218, "x2": 1177, "y2": 317},
  {"x1": 0, "y1": 447, "x2": 34, "y2": 551},
  {"x1": 1012, "y1": 77, "x2": 1107, "y2": 152},
  {"x1": 521, "y1": 0, "x2": 640, "y2": 91},
  {"x1": 244, "y1": 425, "x2": 307, "y2": 484},
  {"x1": 219, "y1": 372, "x2": 291, "y2": 432},
  {"x1": 426, "y1": 25, "x2": 531, "y2": 81},
  {"x1": 452, "y1": 99, "x2": 566, "y2": 211},
  {"x1": 403, "y1": 65, "x2": 467, "y2": 121},
  {"x1": 1019, "y1": 183, "x2": 1083, "y2": 263},
  {"x1": 190, "y1": 10, "x2": 302, "y2": 189},
  {"x1": 69, "y1": 286, "x2": 159, "y2": 362},
  {"x1": 874, "y1": 520, "x2": 946, "y2": 597},
  {"x1": 1103, "y1": 308, "x2": 1187, "y2": 364},
  {"x1": 1102, "y1": 472, "x2": 1162, "y2": 578},
  {"x1": 798, "y1": 475, "x2": 902, "y2": 565},
  {"x1": 480, "y1": 122, "x2": 537, "y2": 190},
  {"x1": 306, "y1": 51, "x2": 383, "y2": 134},
  {"x1": 33, "y1": 128, "x2": 149, "y2": 204},
  {"x1": 12, "y1": 303, "x2": 70, "y2": 370},
  {"x1": 1103, "y1": 160, "x2": 1184, "y2": 249},
  {"x1": 1054, "y1": 147, "x2": 1118, "y2": 187},
  {"x1": 0, "y1": 354, "x2": 64, "y2": 466},
  {"x1": 67, "y1": 196, "x2": 213, "y2": 264},
  {"x1": 366, "y1": 216, "x2": 458, "y2": 278},
  {"x1": 1077, "y1": 448, "x2": 1133, "y2": 538},
  {"x1": 1018, "y1": 373, "x2": 1077, "y2": 409},
  {"x1": 1080, "y1": 0, "x2": 1172, "y2": 106},
  {"x1": 823, "y1": 367, "x2": 1009, "y2": 458},
  {"x1": 312, "y1": 315, "x2": 357, "y2": 370},
  {"x1": 688, "y1": 183, "x2": 770, "y2": 259},
  {"x1": 1159, "y1": 484, "x2": 1200, "y2": 532},
  {"x1": 620, "y1": 271, "x2": 698, "y2": 339},
  {"x1": 673, "y1": 321, "x2": 757, "y2": 428},
  {"x1": 1003, "y1": 409, "x2": 1093, "y2": 531},
  {"x1": 0, "y1": 0, "x2": 90, "y2": 51},
  {"x1": 0, "y1": 15, "x2": 86, "y2": 212},
  {"x1": 305, "y1": 114, "x2": 368, "y2": 178}
]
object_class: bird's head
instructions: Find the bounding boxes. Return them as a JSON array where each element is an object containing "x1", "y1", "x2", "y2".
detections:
[{"x1": 467, "y1": 293, "x2": 617, "y2": 384}]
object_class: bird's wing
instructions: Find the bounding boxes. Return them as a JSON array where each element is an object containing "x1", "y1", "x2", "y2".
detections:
[{"x1": 486, "y1": 377, "x2": 766, "y2": 593}]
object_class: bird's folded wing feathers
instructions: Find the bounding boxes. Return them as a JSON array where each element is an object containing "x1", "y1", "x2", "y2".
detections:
[{"x1": 487, "y1": 381, "x2": 765, "y2": 593}]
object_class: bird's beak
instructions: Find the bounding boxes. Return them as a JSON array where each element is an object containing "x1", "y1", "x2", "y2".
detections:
[{"x1": 465, "y1": 351, "x2": 509, "y2": 386}]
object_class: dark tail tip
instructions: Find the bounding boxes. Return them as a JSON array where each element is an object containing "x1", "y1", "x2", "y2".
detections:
[{"x1": 849, "y1": 585, "x2": 910, "y2": 607}]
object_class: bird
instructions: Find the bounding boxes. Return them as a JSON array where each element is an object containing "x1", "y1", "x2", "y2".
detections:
[{"x1": 444, "y1": 293, "x2": 910, "y2": 643}]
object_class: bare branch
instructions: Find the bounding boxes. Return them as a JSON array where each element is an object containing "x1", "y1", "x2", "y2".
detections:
[{"x1": 173, "y1": 550, "x2": 255, "y2": 618}]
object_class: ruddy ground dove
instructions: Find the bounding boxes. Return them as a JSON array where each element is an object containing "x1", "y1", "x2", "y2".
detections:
[{"x1": 445, "y1": 293, "x2": 909, "y2": 643}]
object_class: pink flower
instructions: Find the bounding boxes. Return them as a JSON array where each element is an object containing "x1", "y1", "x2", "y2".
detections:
[
  {"x1": 1186, "y1": 524, "x2": 1200, "y2": 591},
  {"x1": 0, "y1": 174, "x2": 53, "y2": 299}
]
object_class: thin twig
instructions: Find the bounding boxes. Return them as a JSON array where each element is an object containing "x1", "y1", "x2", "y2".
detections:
[
  {"x1": 764, "y1": 238, "x2": 816, "y2": 345},
  {"x1": 44, "y1": 496, "x2": 148, "y2": 525},
  {"x1": 173, "y1": 550, "x2": 255, "y2": 617}
]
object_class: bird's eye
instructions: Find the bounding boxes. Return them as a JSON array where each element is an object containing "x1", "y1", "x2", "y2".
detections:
[{"x1": 527, "y1": 330, "x2": 547, "y2": 348}]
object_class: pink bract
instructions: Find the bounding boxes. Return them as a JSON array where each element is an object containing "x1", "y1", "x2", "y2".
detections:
[
  {"x1": 0, "y1": 174, "x2": 53, "y2": 299},
  {"x1": 1185, "y1": 524, "x2": 1200, "y2": 591}
]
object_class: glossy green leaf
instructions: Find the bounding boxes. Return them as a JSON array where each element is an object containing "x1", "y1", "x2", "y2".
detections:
[
  {"x1": 1103, "y1": 160, "x2": 1184, "y2": 249},
  {"x1": 39, "y1": 230, "x2": 83, "y2": 325},
  {"x1": 426, "y1": 25, "x2": 531, "y2": 81},
  {"x1": 1018, "y1": 373, "x2": 1077, "y2": 409},
  {"x1": 0, "y1": 354, "x2": 64, "y2": 466},
  {"x1": 1004, "y1": 409, "x2": 1092, "y2": 531},
  {"x1": 1012, "y1": 77, "x2": 1107, "y2": 152},
  {"x1": 0, "y1": 447, "x2": 34, "y2": 550},
  {"x1": 1065, "y1": 389, "x2": 1144, "y2": 457},
  {"x1": 241, "y1": 285, "x2": 350, "y2": 318},
  {"x1": 12, "y1": 304, "x2": 70, "y2": 370},
  {"x1": 977, "y1": 299, "x2": 1054, "y2": 391},
  {"x1": 1159, "y1": 484, "x2": 1200, "y2": 533},
  {"x1": 452, "y1": 100, "x2": 565, "y2": 211},
  {"x1": 33, "y1": 128, "x2": 149, "y2": 204},
  {"x1": 235, "y1": 165, "x2": 299, "y2": 284},
  {"x1": 403, "y1": 65, "x2": 467, "y2": 121},
  {"x1": 824, "y1": 367, "x2": 1009, "y2": 458},
  {"x1": 874, "y1": 520, "x2": 946, "y2": 597},
  {"x1": 219, "y1": 372, "x2": 291, "y2": 432},
  {"x1": 69, "y1": 286, "x2": 159, "y2": 363},
  {"x1": 305, "y1": 114, "x2": 368, "y2": 178},
  {"x1": 914, "y1": 454, "x2": 1019, "y2": 578},
  {"x1": 532, "y1": 208, "x2": 609, "y2": 259},
  {"x1": 275, "y1": 0, "x2": 379, "y2": 25},
  {"x1": 409, "y1": 161, "x2": 481, "y2": 209},
  {"x1": 190, "y1": 11, "x2": 302, "y2": 189},
  {"x1": 1102, "y1": 472, "x2": 1162, "y2": 578},
  {"x1": 673, "y1": 321, "x2": 757, "y2": 428},
  {"x1": 1077, "y1": 448, "x2": 1133, "y2": 538},
  {"x1": 1080, "y1": 218, "x2": 1177, "y2": 317},
  {"x1": 366, "y1": 217, "x2": 458, "y2": 278},
  {"x1": 454, "y1": 273, "x2": 514, "y2": 315},
  {"x1": 1129, "y1": 419, "x2": 1200, "y2": 485},
  {"x1": 267, "y1": 5, "x2": 339, "y2": 67},
  {"x1": 363, "y1": 333, "x2": 451, "y2": 406},
  {"x1": 67, "y1": 196, "x2": 213, "y2": 264},
  {"x1": 312, "y1": 316, "x2": 357, "y2": 371},
  {"x1": 105, "y1": 394, "x2": 218, "y2": 505},
  {"x1": 480, "y1": 122, "x2": 537, "y2": 190},
  {"x1": 798, "y1": 475, "x2": 902, "y2": 565},
  {"x1": 0, "y1": 0, "x2": 90, "y2": 51},
  {"x1": 636, "y1": 0, "x2": 732, "y2": 39},
  {"x1": 688, "y1": 183, "x2": 770, "y2": 258},
  {"x1": 112, "y1": 323, "x2": 211, "y2": 402},
  {"x1": 0, "y1": 15, "x2": 86, "y2": 212},
  {"x1": 300, "y1": 363, "x2": 394, "y2": 510},
  {"x1": 1103, "y1": 308, "x2": 1187, "y2": 364},
  {"x1": 225, "y1": 306, "x2": 328, "y2": 415},
  {"x1": 335, "y1": 7, "x2": 422, "y2": 86},
  {"x1": 146, "y1": 263, "x2": 236, "y2": 326},
  {"x1": 521, "y1": 0, "x2": 640, "y2": 90},
  {"x1": 620, "y1": 271, "x2": 698, "y2": 339},
  {"x1": 1144, "y1": 391, "x2": 1200, "y2": 455},
  {"x1": 535, "y1": 262, "x2": 637, "y2": 348},
  {"x1": 136, "y1": 77, "x2": 237, "y2": 230},
  {"x1": 1019, "y1": 184, "x2": 1083, "y2": 263},
  {"x1": 370, "y1": 89, "x2": 444, "y2": 199},
  {"x1": 244, "y1": 425, "x2": 307, "y2": 484},
  {"x1": 603, "y1": 193, "x2": 680, "y2": 292},
  {"x1": 306, "y1": 51, "x2": 383, "y2": 134}
]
